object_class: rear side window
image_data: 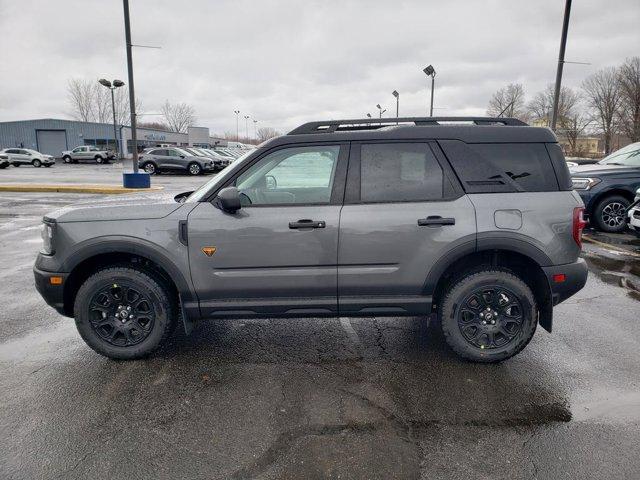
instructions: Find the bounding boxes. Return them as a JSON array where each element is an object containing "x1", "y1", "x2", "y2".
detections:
[
  {"x1": 439, "y1": 140, "x2": 559, "y2": 193},
  {"x1": 360, "y1": 143, "x2": 444, "y2": 202}
]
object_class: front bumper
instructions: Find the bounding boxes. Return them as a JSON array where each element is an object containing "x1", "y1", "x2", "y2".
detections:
[
  {"x1": 542, "y1": 258, "x2": 588, "y2": 306},
  {"x1": 203, "y1": 163, "x2": 216, "y2": 171},
  {"x1": 34, "y1": 265, "x2": 68, "y2": 316},
  {"x1": 628, "y1": 207, "x2": 640, "y2": 237}
]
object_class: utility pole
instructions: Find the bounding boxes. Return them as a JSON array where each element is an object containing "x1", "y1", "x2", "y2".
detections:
[
  {"x1": 122, "y1": 0, "x2": 139, "y2": 173},
  {"x1": 234, "y1": 110, "x2": 240, "y2": 141},
  {"x1": 392, "y1": 90, "x2": 399, "y2": 122},
  {"x1": 551, "y1": 0, "x2": 572, "y2": 131},
  {"x1": 423, "y1": 65, "x2": 436, "y2": 117}
]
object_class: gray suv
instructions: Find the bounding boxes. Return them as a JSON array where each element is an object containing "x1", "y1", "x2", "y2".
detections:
[
  {"x1": 34, "y1": 117, "x2": 588, "y2": 363},
  {"x1": 139, "y1": 147, "x2": 215, "y2": 175}
]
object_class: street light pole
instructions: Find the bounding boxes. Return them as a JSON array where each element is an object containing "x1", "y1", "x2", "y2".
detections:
[
  {"x1": 392, "y1": 90, "x2": 399, "y2": 122},
  {"x1": 376, "y1": 104, "x2": 386, "y2": 119},
  {"x1": 99, "y1": 79, "x2": 125, "y2": 160},
  {"x1": 423, "y1": 65, "x2": 436, "y2": 117},
  {"x1": 122, "y1": 0, "x2": 139, "y2": 173},
  {"x1": 551, "y1": 0, "x2": 572, "y2": 131},
  {"x1": 253, "y1": 119, "x2": 258, "y2": 141},
  {"x1": 244, "y1": 115, "x2": 250, "y2": 141},
  {"x1": 234, "y1": 110, "x2": 240, "y2": 141}
]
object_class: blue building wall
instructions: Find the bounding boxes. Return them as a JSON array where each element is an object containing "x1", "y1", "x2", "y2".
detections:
[{"x1": 0, "y1": 118, "x2": 117, "y2": 151}]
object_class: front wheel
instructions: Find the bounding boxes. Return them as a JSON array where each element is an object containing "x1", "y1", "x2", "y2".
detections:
[
  {"x1": 32, "y1": 159, "x2": 42, "y2": 167},
  {"x1": 73, "y1": 267, "x2": 177, "y2": 360},
  {"x1": 593, "y1": 195, "x2": 630, "y2": 233},
  {"x1": 441, "y1": 268, "x2": 537, "y2": 363},
  {"x1": 188, "y1": 162, "x2": 202, "y2": 175},
  {"x1": 63, "y1": 156, "x2": 72, "y2": 164},
  {"x1": 95, "y1": 156, "x2": 104, "y2": 164}
]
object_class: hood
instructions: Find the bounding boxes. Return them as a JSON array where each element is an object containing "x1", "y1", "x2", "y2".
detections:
[
  {"x1": 570, "y1": 163, "x2": 640, "y2": 176},
  {"x1": 44, "y1": 193, "x2": 184, "y2": 223}
]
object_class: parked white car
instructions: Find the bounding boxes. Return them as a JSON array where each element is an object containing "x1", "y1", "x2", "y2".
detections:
[
  {"x1": 0, "y1": 152, "x2": 10, "y2": 169},
  {"x1": 0, "y1": 148, "x2": 55, "y2": 167},
  {"x1": 627, "y1": 188, "x2": 640, "y2": 237}
]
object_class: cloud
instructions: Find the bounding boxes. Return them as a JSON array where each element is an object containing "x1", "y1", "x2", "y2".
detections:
[{"x1": 0, "y1": 0, "x2": 638, "y2": 134}]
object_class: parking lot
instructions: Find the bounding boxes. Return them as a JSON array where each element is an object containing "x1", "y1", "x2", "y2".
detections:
[{"x1": 1, "y1": 164, "x2": 639, "y2": 479}]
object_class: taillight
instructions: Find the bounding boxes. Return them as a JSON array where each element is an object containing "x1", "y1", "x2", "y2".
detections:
[{"x1": 573, "y1": 207, "x2": 587, "y2": 248}]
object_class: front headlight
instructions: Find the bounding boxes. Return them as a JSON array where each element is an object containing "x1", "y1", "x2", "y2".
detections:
[
  {"x1": 41, "y1": 222, "x2": 54, "y2": 255},
  {"x1": 572, "y1": 177, "x2": 601, "y2": 190}
]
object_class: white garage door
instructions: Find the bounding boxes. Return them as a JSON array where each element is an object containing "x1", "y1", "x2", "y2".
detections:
[{"x1": 36, "y1": 130, "x2": 67, "y2": 157}]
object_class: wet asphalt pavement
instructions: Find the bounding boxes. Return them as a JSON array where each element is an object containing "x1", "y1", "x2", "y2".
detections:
[{"x1": 1, "y1": 163, "x2": 640, "y2": 479}]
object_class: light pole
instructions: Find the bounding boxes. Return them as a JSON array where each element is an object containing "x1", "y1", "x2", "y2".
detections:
[
  {"x1": 392, "y1": 90, "x2": 399, "y2": 121},
  {"x1": 376, "y1": 104, "x2": 386, "y2": 119},
  {"x1": 551, "y1": 0, "x2": 572, "y2": 131},
  {"x1": 98, "y1": 79, "x2": 125, "y2": 159},
  {"x1": 423, "y1": 65, "x2": 436, "y2": 117},
  {"x1": 244, "y1": 115, "x2": 250, "y2": 142},
  {"x1": 366, "y1": 113, "x2": 372, "y2": 119},
  {"x1": 234, "y1": 110, "x2": 240, "y2": 141},
  {"x1": 122, "y1": 0, "x2": 140, "y2": 177},
  {"x1": 253, "y1": 119, "x2": 258, "y2": 141}
]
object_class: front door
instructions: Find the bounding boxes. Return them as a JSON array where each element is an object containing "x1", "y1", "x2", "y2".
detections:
[
  {"x1": 338, "y1": 141, "x2": 476, "y2": 315},
  {"x1": 187, "y1": 143, "x2": 348, "y2": 317}
]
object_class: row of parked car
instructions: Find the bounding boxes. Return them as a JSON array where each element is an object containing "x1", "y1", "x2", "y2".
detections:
[{"x1": 0, "y1": 145, "x2": 248, "y2": 173}]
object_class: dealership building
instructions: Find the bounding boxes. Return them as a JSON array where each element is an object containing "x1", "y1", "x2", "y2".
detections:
[{"x1": 0, "y1": 118, "x2": 235, "y2": 158}]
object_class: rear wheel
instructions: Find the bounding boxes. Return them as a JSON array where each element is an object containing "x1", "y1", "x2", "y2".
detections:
[
  {"x1": 142, "y1": 162, "x2": 157, "y2": 174},
  {"x1": 441, "y1": 268, "x2": 537, "y2": 363},
  {"x1": 593, "y1": 195, "x2": 630, "y2": 233},
  {"x1": 32, "y1": 159, "x2": 42, "y2": 167},
  {"x1": 95, "y1": 156, "x2": 104, "y2": 164},
  {"x1": 188, "y1": 162, "x2": 202, "y2": 175},
  {"x1": 74, "y1": 267, "x2": 177, "y2": 360}
]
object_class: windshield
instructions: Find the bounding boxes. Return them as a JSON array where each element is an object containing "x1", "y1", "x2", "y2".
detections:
[
  {"x1": 186, "y1": 150, "x2": 255, "y2": 202},
  {"x1": 598, "y1": 142, "x2": 640, "y2": 166}
]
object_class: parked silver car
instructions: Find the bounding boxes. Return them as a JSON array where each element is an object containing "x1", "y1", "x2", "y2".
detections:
[
  {"x1": 61, "y1": 146, "x2": 115, "y2": 164},
  {"x1": 0, "y1": 148, "x2": 55, "y2": 167}
]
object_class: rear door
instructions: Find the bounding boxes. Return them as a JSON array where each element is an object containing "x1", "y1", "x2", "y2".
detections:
[
  {"x1": 338, "y1": 141, "x2": 476, "y2": 315},
  {"x1": 187, "y1": 143, "x2": 348, "y2": 317}
]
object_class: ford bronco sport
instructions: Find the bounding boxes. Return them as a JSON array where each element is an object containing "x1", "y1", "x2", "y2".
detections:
[{"x1": 34, "y1": 117, "x2": 588, "y2": 362}]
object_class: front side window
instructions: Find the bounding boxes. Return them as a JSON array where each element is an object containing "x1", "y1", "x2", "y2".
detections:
[
  {"x1": 234, "y1": 145, "x2": 340, "y2": 206},
  {"x1": 73, "y1": 147, "x2": 83, "y2": 153},
  {"x1": 360, "y1": 143, "x2": 444, "y2": 202}
]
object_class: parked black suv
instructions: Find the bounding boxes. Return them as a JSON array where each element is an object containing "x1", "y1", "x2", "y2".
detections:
[
  {"x1": 570, "y1": 142, "x2": 640, "y2": 232},
  {"x1": 34, "y1": 117, "x2": 588, "y2": 363}
]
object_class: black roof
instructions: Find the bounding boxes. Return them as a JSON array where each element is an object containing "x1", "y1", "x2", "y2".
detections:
[{"x1": 268, "y1": 117, "x2": 557, "y2": 146}]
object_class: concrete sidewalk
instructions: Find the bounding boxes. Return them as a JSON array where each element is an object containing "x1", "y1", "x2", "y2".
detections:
[{"x1": 0, "y1": 183, "x2": 163, "y2": 194}]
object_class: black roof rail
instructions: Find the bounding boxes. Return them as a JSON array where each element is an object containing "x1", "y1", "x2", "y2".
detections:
[{"x1": 288, "y1": 117, "x2": 528, "y2": 135}]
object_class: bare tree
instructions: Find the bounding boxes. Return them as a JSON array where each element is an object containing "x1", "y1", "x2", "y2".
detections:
[
  {"x1": 67, "y1": 78, "x2": 95, "y2": 122},
  {"x1": 528, "y1": 84, "x2": 580, "y2": 126},
  {"x1": 487, "y1": 83, "x2": 526, "y2": 119},
  {"x1": 161, "y1": 101, "x2": 197, "y2": 133},
  {"x1": 560, "y1": 111, "x2": 592, "y2": 156},
  {"x1": 67, "y1": 78, "x2": 141, "y2": 125},
  {"x1": 617, "y1": 56, "x2": 640, "y2": 142},
  {"x1": 582, "y1": 67, "x2": 622, "y2": 154},
  {"x1": 256, "y1": 127, "x2": 281, "y2": 142},
  {"x1": 138, "y1": 121, "x2": 170, "y2": 131}
]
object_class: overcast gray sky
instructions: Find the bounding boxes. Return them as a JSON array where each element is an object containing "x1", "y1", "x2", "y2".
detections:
[{"x1": 0, "y1": 0, "x2": 638, "y2": 135}]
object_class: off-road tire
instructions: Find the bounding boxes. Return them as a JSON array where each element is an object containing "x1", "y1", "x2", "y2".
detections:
[
  {"x1": 441, "y1": 268, "x2": 537, "y2": 363},
  {"x1": 74, "y1": 267, "x2": 177, "y2": 360},
  {"x1": 592, "y1": 195, "x2": 630, "y2": 233}
]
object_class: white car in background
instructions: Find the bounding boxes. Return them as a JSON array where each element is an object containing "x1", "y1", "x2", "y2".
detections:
[
  {"x1": 0, "y1": 148, "x2": 55, "y2": 167},
  {"x1": 627, "y1": 188, "x2": 640, "y2": 237},
  {"x1": 0, "y1": 152, "x2": 10, "y2": 169}
]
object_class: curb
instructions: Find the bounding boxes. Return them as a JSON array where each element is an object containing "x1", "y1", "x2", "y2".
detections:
[
  {"x1": 582, "y1": 234, "x2": 640, "y2": 259},
  {"x1": 0, "y1": 184, "x2": 164, "y2": 195}
]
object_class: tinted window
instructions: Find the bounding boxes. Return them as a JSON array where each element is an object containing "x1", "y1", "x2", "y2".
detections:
[
  {"x1": 470, "y1": 143, "x2": 559, "y2": 192},
  {"x1": 360, "y1": 143, "x2": 443, "y2": 202},
  {"x1": 235, "y1": 145, "x2": 340, "y2": 205}
]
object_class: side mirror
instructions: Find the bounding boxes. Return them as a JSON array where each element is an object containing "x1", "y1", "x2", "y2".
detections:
[
  {"x1": 214, "y1": 186, "x2": 241, "y2": 213},
  {"x1": 174, "y1": 191, "x2": 193, "y2": 203},
  {"x1": 179, "y1": 155, "x2": 185, "y2": 158}
]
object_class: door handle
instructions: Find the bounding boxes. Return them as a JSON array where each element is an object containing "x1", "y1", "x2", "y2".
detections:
[
  {"x1": 289, "y1": 219, "x2": 326, "y2": 229},
  {"x1": 417, "y1": 216, "x2": 456, "y2": 227}
]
